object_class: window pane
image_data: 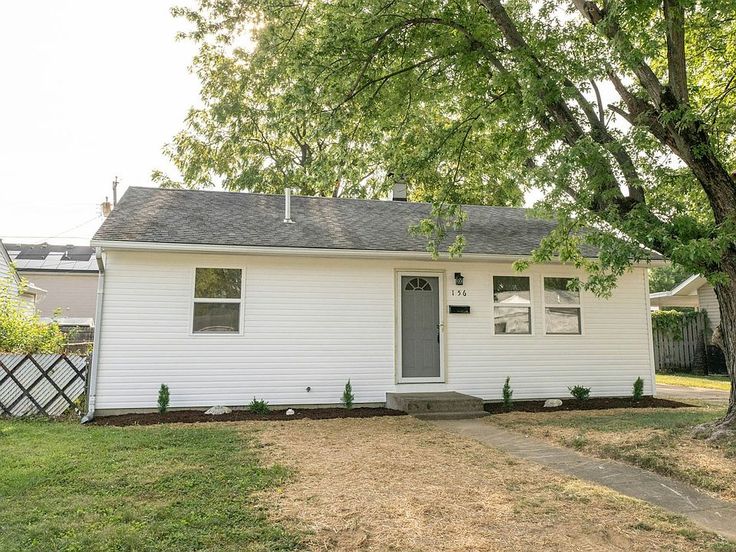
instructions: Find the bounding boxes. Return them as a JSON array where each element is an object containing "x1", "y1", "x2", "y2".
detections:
[
  {"x1": 544, "y1": 277, "x2": 580, "y2": 305},
  {"x1": 494, "y1": 307, "x2": 531, "y2": 334},
  {"x1": 493, "y1": 276, "x2": 530, "y2": 304},
  {"x1": 193, "y1": 303, "x2": 240, "y2": 333},
  {"x1": 546, "y1": 307, "x2": 581, "y2": 334},
  {"x1": 195, "y1": 268, "x2": 241, "y2": 299}
]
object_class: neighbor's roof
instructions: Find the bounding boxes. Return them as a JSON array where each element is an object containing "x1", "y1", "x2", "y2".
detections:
[
  {"x1": 5, "y1": 243, "x2": 98, "y2": 273},
  {"x1": 650, "y1": 275, "x2": 704, "y2": 299},
  {"x1": 93, "y1": 187, "x2": 610, "y2": 258}
]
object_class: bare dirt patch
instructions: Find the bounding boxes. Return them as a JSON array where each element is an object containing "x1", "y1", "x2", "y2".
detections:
[
  {"x1": 93, "y1": 407, "x2": 404, "y2": 426},
  {"x1": 245, "y1": 416, "x2": 734, "y2": 551}
]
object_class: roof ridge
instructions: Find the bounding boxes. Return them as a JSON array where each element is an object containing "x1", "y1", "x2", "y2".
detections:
[{"x1": 126, "y1": 186, "x2": 530, "y2": 211}]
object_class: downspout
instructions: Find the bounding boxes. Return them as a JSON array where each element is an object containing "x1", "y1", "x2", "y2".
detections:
[{"x1": 81, "y1": 247, "x2": 105, "y2": 423}]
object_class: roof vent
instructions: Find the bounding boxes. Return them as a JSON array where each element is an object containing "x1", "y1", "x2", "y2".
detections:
[
  {"x1": 283, "y1": 188, "x2": 295, "y2": 223},
  {"x1": 391, "y1": 178, "x2": 407, "y2": 202}
]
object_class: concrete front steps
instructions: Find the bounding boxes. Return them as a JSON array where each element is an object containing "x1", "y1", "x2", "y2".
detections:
[{"x1": 386, "y1": 392, "x2": 488, "y2": 420}]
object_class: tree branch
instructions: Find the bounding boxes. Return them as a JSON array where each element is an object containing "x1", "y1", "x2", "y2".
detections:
[
  {"x1": 663, "y1": 0, "x2": 688, "y2": 104},
  {"x1": 590, "y1": 79, "x2": 605, "y2": 124},
  {"x1": 572, "y1": 0, "x2": 666, "y2": 107}
]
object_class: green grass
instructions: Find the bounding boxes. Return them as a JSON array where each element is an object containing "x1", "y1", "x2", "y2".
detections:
[
  {"x1": 657, "y1": 373, "x2": 731, "y2": 391},
  {"x1": 495, "y1": 404, "x2": 736, "y2": 499},
  {"x1": 507, "y1": 404, "x2": 727, "y2": 433},
  {"x1": 0, "y1": 419, "x2": 303, "y2": 552}
]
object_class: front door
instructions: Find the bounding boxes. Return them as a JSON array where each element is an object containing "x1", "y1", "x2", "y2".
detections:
[{"x1": 400, "y1": 275, "x2": 441, "y2": 380}]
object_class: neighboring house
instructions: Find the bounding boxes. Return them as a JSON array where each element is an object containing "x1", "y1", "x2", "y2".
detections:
[
  {"x1": 0, "y1": 239, "x2": 45, "y2": 312},
  {"x1": 650, "y1": 275, "x2": 721, "y2": 329},
  {"x1": 5, "y1": 243, "x2": 98, "y2": 325},
  {"x1": 87, "y1": 186, "x2": 659, "y2": 415}
]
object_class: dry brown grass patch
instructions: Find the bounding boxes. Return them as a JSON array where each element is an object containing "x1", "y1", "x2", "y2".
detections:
[
  {"x1": 238, "y1": 416, "x2": 732, "y2": 551},
  {"x1": 492, "y1": 408, "x2": 736, "y2": 501}
]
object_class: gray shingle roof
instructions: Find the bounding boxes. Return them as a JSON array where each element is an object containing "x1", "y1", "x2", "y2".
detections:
[{"x1": 92, "y1": 186, "x2": 590, "y2": 257}]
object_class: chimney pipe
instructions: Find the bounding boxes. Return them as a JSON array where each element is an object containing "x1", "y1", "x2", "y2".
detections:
[
  {"x1": 283, "y1": 188, "x2": 295, "y2": 223},
  {"x1": 391, "y1": 176, "x2": 407, "y2": 201},
  {"x1": 112, "y1": 176, "x2": 119, "y2": 206},
  {"x1": 101, "y1": 196, "x2": 113, "y2": 217}
]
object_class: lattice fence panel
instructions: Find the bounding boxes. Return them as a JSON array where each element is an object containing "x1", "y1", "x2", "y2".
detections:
[{"x1": 0, "y1": 354, "x2": 88, "y2": 417}]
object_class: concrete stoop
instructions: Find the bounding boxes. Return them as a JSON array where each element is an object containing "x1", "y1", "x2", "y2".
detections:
[{"x1": 386, "y1": 392, "x2": 488, "y2": 420}]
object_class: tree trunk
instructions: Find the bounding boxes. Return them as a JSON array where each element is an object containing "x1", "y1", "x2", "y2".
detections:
[
  {"x1": 713, "y1": 258, "x2": 736, "y2": 430},
  {"x1": 695, "y1": 257, "x2": 736, "y2": 439}
]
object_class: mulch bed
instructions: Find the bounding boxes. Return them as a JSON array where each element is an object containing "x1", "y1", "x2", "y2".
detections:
[
  {"x1": 484, "y1": 396, "x2": 692, "y2": 415},
  {"x1": 93, "y1": 407, "x2": 406, "y2": 427}
]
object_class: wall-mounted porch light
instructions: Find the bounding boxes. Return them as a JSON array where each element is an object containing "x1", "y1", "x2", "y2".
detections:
[{"x1": 454, "y1": 272, "x2": 464, "y2": 286}]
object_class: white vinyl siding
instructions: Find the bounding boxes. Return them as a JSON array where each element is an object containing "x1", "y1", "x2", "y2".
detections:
[
  {"x1": 698, "y1": 283, "x2": 721, "y2": 329},
  {"x1": 95, "y1": 251, "x2": 655, "y2": 411}
]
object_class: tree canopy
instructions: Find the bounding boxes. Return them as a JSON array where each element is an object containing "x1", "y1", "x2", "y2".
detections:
[{"x1": 158, "y1": 0, "x2": 736, "y2": 294}]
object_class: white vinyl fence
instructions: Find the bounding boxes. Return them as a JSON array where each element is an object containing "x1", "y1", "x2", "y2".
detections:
[{"x1": 0, "y1": 354, "x2": 88, "y2": 416}]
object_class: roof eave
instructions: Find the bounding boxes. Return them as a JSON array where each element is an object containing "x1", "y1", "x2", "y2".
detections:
[{"x1": 91, "y1": 239, "x2": 665, "y2": 266}]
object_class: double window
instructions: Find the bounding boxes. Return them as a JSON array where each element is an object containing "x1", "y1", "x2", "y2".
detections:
[
  {"x1": 493, "y1": 276, "x2": 531, "y2": 334},
  {"x1": 544, "y1": 277, "x2": 582, "y2": 334},
  {"x1": 492, "y1": 275, "x2": 583, "y2": 335},
  {"x1": 193, "y1": 268, "x2": 243, "y2": 333}
]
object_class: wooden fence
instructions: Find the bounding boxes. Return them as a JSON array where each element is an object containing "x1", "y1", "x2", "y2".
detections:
[
  {"x1": 0, "y1": 354, "x2": 88, "y2": 417},
  {"x1": 652, "y1": 311, "x2": 709, "y2": 373}
]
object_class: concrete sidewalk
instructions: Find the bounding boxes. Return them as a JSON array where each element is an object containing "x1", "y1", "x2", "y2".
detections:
[
  {"x1": 657, "y1": 383, "x2": 730, "y2": 403},
  {"x1": 434, "y1": 418, "x2": 736, "y2": 541}
]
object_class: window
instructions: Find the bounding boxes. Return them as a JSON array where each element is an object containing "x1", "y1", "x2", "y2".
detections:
[
  {"x1": 544, "y1": 277, "x2": 581, "y2": 334},
  {"x1": 493, "y1": 276, "x2": 531, "y2": 334},
  {"x1": 193, "y1": 268, "x2": 242, "y2": 333},
  {"x1": 405, "y1": 277, "x2": 432, "y2": 291}
]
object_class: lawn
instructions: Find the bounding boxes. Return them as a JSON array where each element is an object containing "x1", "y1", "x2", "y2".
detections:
[
  {"x1": 0, "y1": 419, "x2": 301, "y2": 552},
  {"x1": 2, "y1": 416, "x2": 735, "y2": 551},
  {"x1": 657, "y1": 373, "x2": 731, "y2": 391},
  {"x1": 491, "y1": 403, "x2": 736, "y2": 501},
  {"x1": 258, "y1": 416, "x2": 735, "y2": 551}
]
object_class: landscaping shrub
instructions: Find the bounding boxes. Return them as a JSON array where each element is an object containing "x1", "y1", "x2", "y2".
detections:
[
  {"x1": 569, "y1": 385, "x2": 591, "y2": 401},
  {"x1": 502, "y1": 376, "x2": 513, "y2": 411},
  {"x1": 158, "y1": 384, "x2": 170, "y2": 414},
  {"x1": 632, "y1": 377, "x2": 644, "y2": 401},
  {"x1": 0, "y1": 289, "x2": 67, "y2": 353},
  {"x1": 651, "y1": 309, "x2": 702, "y2": 340},
  {"x1": 249, "y1": 397, "x2": 270, "y2": 414},
  {"x1": 341, "y1": 379, "x2": 354, "y2": 409}
]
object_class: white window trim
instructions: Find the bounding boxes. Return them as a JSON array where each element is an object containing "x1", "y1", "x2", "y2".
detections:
[
  {"x1": 542, "y1": 276, "x2": 584, "y2": 336},
  {"x1": 491, "y1": 274, "x2": 533, "y2": 336},
  {"x1": 190, "y1": 267, "x2": 246, "y2": 336}
]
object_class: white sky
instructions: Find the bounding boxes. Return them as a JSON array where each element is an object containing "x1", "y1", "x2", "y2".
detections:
[
  {"x1": 0, "y1": 2, "x2": 599, "y2": 247},
  {"x1": 0, "y1": 1, "x2": 200, "y2": 245}
]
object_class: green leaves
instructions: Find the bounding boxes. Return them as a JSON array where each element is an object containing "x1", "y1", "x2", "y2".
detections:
[
  {"x1": 0, "y1": 287, "x2": 67, "y2": 354},
  {"x1": 162, "y1": 0, "x2": 736, "y2": 298}
]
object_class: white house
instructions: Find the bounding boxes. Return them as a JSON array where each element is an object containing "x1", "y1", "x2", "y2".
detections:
[
  {"x1": 650, "y1": 275, "x2": 721, "y2": 330},
  {"x1": 86, "y1": 187, "x2": 658, "y2": 416}
]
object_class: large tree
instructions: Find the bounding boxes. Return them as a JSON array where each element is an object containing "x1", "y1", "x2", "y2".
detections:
[{"x1": 161, "y1": 0, "x2": 736, "y2": 435}]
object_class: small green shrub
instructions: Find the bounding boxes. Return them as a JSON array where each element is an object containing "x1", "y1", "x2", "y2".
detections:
[
  {"x1": 341, "y1": 379, "x2": 354, "y2": 409},
  {"x1": 502, "y1": 376, "x2": 513, "y2": 411},
  {"x1": 632, "y1": 377, "x2": 645, "y2": 401},
  {"x1": 0, "y1": 287, "x2": 67, "y2": 353},
  {"x1": 249, "y1": 397, "x2": 270, "y2": 414},
  {"x1": 568, "y1": 385, "x2": 591, "y2": 401},
  {"x1": 157, "y1": 384, "x2": 170, "y2": 414}
]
